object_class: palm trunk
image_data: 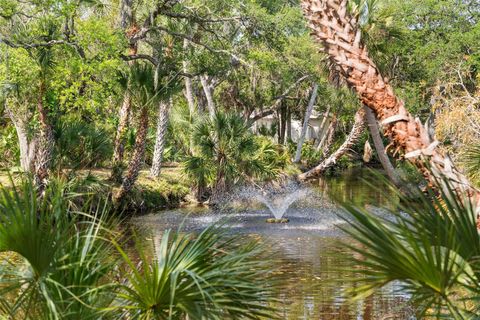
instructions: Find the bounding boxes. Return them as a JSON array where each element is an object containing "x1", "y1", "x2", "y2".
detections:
[
  {"x1": 301, "y1": 0, "x2": 480, "y2": 210},
  {"x1": 111, "y1": 92, "x2": 131, "y2": 182},
  {"x1": 150, "y1": 100, "x2": 171, "y2": 178},
  {"x1": 116, "y1": 106, "x2": 149, "y2": 202},
  {"x1": 321, "y1": 113, "x2": 337, "y2": 157},
  {"x1": 34, "y1": 84, "x2": 54, "y2": 192},
  {"x1": 200, "y1": 75, "x2": 215, "y2": 117},
  {"x1": 111, "y1": 0, "x2": 137, "y2": 182},
  {"x1": 295, "y1": 84, "x2": 318, "y2": 163},
  {"x1": 364, "y1": 106, "x2": 401, "y2": 186},
  {"x1": 298, "y1": 108, "x2": 366, "y2": 180}
]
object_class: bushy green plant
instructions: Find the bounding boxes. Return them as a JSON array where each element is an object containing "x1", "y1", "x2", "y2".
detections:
[
  {"x1": 183, "y1": 112, "x2": 289, "y2": 199},
  {"x1": 341, "y1": 177, "x2": 480, "y2": 318},
  {"x1": 54, "y1": 119, "x2": 113, "y2": 169},
  {"x1": 462, "y1": 144, "x2": 480, "y2": 187},
  {"x1": 0, "y1": 124, "x2": 20, "y2": 168},
  {"x1": 0, "y1": 176, "x2": 116, "y2": 319}
]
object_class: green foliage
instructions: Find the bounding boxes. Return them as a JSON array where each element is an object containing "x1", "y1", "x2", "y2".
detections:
[
  {"x1": 0, "y1": 176, "x2": 279, "y2": 319},
  {"x1": 0, "y1": 125, "x2": 19, "y2": 168},
  {"x1": 183, "y1": 112, "x2": 289, "y2": 197},
  {"x1": 114, "y1": 225, "x2": 277, "y2": 319},
  {"x1": 54, "y1": 119, "x2": 113, "y2": 169},
  {"x1": 341, "y1": 177, "x2": 480, "y2": 318},
  {"x1": 462, "y1": 144, "x2": 480, "y2": 187},
  {"x1": 0, "y1": 176, "x2": 116, "y2": 319}
]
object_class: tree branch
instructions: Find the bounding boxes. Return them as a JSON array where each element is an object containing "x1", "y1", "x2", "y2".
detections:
[{"x1": 248, "y1": 75, "x2": 310, "y2": 124}]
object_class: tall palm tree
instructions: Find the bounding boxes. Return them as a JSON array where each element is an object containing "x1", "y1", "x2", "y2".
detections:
[
  {"x1": 300, "y1": 0, "x2": 480, "y2": 208},
  {"x1": 111, "y1": 0, "x2": 138, "y2": 183},
  {"x1": 31, "y1": 36, "x2": 56, "y2": 192},
  {"x1": 115, "y1": 63, "x2": 160, "y2": 202}
]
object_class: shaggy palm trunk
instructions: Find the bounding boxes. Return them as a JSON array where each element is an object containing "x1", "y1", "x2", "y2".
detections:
[
  {"x1": 301, "y1": 0, "x2": 480, "y2": 211},
  {"x1": 150, "y1": 100, "x2": 171, "y2": 178},
  {"x1": 111, "y1": 92, "x2": 131, "y2": 182},
  {"x1": 298, "y1": 108, "x2": 365, "y2": 180},
  {"x1": 34, "y1": 84, "x2": 54, "y2": 192},
  {"x1": 116, "y1": 106, "x2": 149, "y2": 202},
  {"x1": 295, "y1": 84, "x2": 318, "y2": 163},
  {"x1": 200, "y1": 75, "x2": 215, "y2": 117},
  {"x1": 111, "y1": 0, "x2": 137, "y2": 182},
  {"x1": 365, "y1": 106, "x2": 401, "y2": 186},
  {"x1": 317, "y1": 113, "x2": 337, "y2": 162}
]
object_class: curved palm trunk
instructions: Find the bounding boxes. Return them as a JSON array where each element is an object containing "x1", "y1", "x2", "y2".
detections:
[
  {"x1": 150, "y1": 100, "x2": 171, "y2": 178},
  {"x1": 116, "y1": 106, "x2": 149, "y2": 202},
  {"x1": 301, "y1": 0, "x2": 480, "y2": 210},
  {"x1": 295, "y1": 84, "x2": 319, "y2": 163},
  {"x1": 365, "y1": 106, "x2": 401, "y2": 186},
  {"x1": 298, "y1": 108, "x2": 365, "y2": 180}
]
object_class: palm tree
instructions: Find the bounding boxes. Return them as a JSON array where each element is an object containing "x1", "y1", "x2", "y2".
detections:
[
  {"x1": 301, "y1": 0, "x2": 480, "y2": 207},
  {"x1": 341, "y1": 176, "x2": 480, "y2": 318},
  {"x1": 184, "y1": 112, "x2": 286, "y2": 201},
  {"x1": 31, "y1": 42, "x2": 56, "y2": 192},
  {"x1": 115, "y1": 63, "x2": 160, "y2": 202}
]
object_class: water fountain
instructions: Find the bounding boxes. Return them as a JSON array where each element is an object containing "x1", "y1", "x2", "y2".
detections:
[{"x1": 255, "y1": 188, "x2": 310, "y2": 223}]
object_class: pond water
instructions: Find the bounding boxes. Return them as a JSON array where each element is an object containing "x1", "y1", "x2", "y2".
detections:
[{"x1": 133, "y1": 169, "x2": 415, "y2": 319}]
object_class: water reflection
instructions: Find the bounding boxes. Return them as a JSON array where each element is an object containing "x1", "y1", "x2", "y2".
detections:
[{"x1": 133, "y1": 169, "x2": 413, "y2": 319}]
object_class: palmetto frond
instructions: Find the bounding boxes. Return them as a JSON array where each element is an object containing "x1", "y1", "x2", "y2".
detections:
[
  {"x1": 0, "y1": 176, "x2": 116, "y2": 319},
  {"x1": 341, "y1": 176, "x2": 480, "y2": 318},
  {"x1": 114, "y1": 224, "x2": 278, "y2": 320}
]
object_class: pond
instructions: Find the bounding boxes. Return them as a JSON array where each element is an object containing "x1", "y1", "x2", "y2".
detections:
[{"x1": 133, "y1": 169, "x2": 415, "y2": 319}]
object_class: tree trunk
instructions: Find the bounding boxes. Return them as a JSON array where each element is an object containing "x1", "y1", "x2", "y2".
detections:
[
  {"x1": 116, "y1": 106, "x2": 149, "y2": 202},
  {"x1": 315, "y1": 105, "x2": 332, "y2": 151},
  {"x1": 286, "y1": 107, "x2": 292, "y2": 142},
  {"x1": 34, "y1": 84, "x2": 54, "y2": 192},
  {"x1": 279, "y1": 102, "x2": 287, "y2": 144},
  {"x1": 150, "y1": 100, "x2": 171, "y2": 178},
  {"x1": 298, "y1": 108, "x2": 366, "y2": 180},
  {"x1": 301, "y1": 0, "x2": 480, "y2": 211},
  {"x1": 183, "y1": 39, "x2": 196, "y2": 116},
  {"x1": 295, "y1": 84, "x2": 318, "y2": 163},
  {"x1": 321, "y1": 113, "x2": 337, "y2": 157},
  {"x1": 111, "y1": 92, "x2": 131, "y2": 182},
  {"x1": 364, "y1": 106, "x2": 402, "y2": 186},
  {"x1": 200, "y1": 75, "x2": 215, "y2": 117},
  {"x1": 5, "y1": 105, "x2": 36, "y2": 172},
  {"x1": 111, "y1": 0, "x2": 137, "y2": 182}
]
